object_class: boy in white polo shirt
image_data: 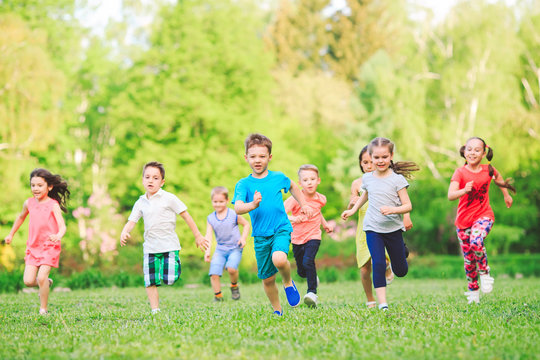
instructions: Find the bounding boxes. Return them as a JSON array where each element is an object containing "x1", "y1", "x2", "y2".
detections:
[{"x1": 120, "y1": 161, "x2": 209, "y2": 313}]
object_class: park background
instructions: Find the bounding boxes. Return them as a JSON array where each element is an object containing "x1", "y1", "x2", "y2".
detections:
[{"x1": 0, "y1": 0, "x2": 539, "y2": 291}]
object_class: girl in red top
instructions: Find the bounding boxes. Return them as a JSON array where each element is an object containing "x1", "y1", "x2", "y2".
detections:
[
  {"x1": 448, "y1": 137, "x2": 515, "y2": 304},
  {"x1": 4, "y1": 169, "x2": 70, "y2": 315}
]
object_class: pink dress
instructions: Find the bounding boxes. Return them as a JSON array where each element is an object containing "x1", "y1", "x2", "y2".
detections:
[{"x1": 25, "y1": 197, "x2": 61, "y2": 268}]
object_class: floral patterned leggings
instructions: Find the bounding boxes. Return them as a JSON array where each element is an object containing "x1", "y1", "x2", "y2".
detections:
[{"x1": 456, "y1": 217, "x2": 494, "y2": 291}]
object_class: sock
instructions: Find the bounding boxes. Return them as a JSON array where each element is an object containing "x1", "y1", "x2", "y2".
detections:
[
  {"x1": 231, "y1": 282, "x2": 238, "y2": 288},
  {"x1": 215, "y1": 291, "x2": 223, "y2": 298}
]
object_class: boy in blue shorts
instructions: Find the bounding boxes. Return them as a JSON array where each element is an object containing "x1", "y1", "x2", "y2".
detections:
[
  {"x1": 120, "y1": 161, "x2": 209, "y2": 313},
  {"x1": 233, "y1": 133, "x2": 313, "y2": 316}
]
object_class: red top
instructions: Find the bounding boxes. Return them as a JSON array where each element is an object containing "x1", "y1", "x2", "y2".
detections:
[
  {"x1": 284, "y1": 192, "x2": 326, "y2": 245},
  {"x1": 25, "y1": 197, "x2": 61, "y2": 267},
  {"x1": 451, "y1": 165, "x2": 498, "y2": 229}
]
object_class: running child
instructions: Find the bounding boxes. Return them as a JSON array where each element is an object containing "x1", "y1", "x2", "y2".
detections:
[
  {"x1": 204, "y1": 186, "x2": 250, "y2": 302},
  {"x1": 120, "y1": 161, "x2": 209, "y2": 313},
  {"x1": 4, "y1": 168, "x2": 70, "y2": 315},
  {"x1": 448, "y1": 137, "x2": 515, "y2": 304},
  {"x1": 233, "y1": 133, "x2": 313, "y2": 316},
  {"x1": 284, "y1": 164, "x2": 333, "y2": 308},
  {"x1": 348, "y1": 146, "x2": 412, "y2": 308},
  {"x1": 342, "y1": 137, "x2": 418, "y2": 310}
]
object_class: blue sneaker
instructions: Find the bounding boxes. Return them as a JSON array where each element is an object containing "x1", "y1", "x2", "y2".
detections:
[
  {"x1": 284, "y1": 280, "x2": 301, "y2": 307},
  {"x1": 273, "y1": 309, "x2": 283, "y2": 316}
]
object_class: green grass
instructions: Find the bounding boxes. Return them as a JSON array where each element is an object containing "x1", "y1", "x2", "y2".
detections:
[{"x1": 0, "y1": 278, "x2": 538, "y2": 360}]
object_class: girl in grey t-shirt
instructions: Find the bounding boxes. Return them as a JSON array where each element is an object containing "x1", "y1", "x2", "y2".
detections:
[{"x1": 342, "y1": 137, "x2": 418, "y2": 311}]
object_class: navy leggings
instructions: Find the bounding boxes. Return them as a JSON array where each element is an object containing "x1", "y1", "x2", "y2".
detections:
[
  {"x1": 366, "y1": 230, "x2": 408, "y2": 288},
  {"x1": 292, "y1": 239, "x2": 321, "y2": 294}
]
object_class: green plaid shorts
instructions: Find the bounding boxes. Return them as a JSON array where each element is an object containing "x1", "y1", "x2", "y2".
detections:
[{"x1": 143, "y1": 251, "x2": 181, "y2": 287}]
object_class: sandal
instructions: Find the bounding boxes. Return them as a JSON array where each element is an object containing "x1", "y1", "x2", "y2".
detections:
[{"x1": 366, "y1": 301, "x2": 377, "y2": 309}]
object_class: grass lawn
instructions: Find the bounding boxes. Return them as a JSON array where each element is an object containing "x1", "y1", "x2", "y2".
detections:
[{"x1": 0, "y1": 278, "x2": 538, "y2": 359}]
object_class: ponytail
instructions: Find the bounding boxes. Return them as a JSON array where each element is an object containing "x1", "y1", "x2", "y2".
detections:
[
  {"x1": 30, "y1": 168, "x2": 70, "y2": 213},
  {"x1": 390, "y1": 160, "x2": 420, "y2": 179}
]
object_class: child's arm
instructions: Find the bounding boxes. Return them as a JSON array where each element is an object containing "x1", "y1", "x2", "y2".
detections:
[
  {"x1": 234, "y1": 191, "x2": 262, "y2": 215},
  {"x1": 448, "y1": 180, "x2": 473, "y2": 201},
  {"x1": 204, "y1": 221, "x2": 214, "y2": 262},
  {"x1": 289, "y1": 181, "x2": 314, "y2": 218},
  {"x1": 348, "y1": 179, "x2": 362, "y2": 209},
  {"x1": 321, "y1": 214, "x2": 333, "y2": 233},
  {"x1": 179, "y1": 210, "x2": 209, "y2": 251},
  {"x1": 284, "y1": 197, "x2": 306, "y2": 224},
  {"x1": 237, "y1": 215, "x2": 250, "y2": 249},
  {"x1": 48, "y1": 203, "x2": 66, "y2": 242},
  {"x1": 403, "y1": 213, "x2": 413, "y2": 231},
  {"x1": 341, "y1": 191, "x2": 368, "y2": 220},
  {"x1": 380, "y1": 188, "x2": 412, "y2": 215},
  {"x1": 493, "y1": 172, "x2": 513, "y2": 208},
  {"x1": 120, "y1": 221, "x2": 137, "y2": 246},
  {"x1": 4, "y1": 200, "x2": 29, "y2": 244}
]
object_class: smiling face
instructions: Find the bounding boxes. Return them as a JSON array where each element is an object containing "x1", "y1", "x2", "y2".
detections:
[
  {"x1": 245, "y1": 145, "x2": 272, "y2": 178},
  {"x1": 370, "y1": 145, "x2": 393, "y2": 174},
  {"x1": 298, "y1": 169, "x2": 320, "y2": 196},
  {"x1": 211, "y1": 193, "x2": 228, "y2": 213},
  {"x1": 464, "y1": 138, "x2": 485, "y2": 166},
  {"x1": 360, "y1": 151, "x2": 374, "y2": 173},
  {"x1": 30, "y1": 176, "x2": 52, "y2": 201},
  {"x1": 142, "y1": 166, "x2": 165, "y2": 196}
]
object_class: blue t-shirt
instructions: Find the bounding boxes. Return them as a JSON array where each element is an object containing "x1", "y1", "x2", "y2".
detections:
[
  {"x1": 232, "y1": 170, "x2": 293, "y2": 237},
  {"x1": 207, "y1": 208, "x2": 241, "y2": 251}
]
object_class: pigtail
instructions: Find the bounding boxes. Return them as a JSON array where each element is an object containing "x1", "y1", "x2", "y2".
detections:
[
  {"x1": 390, "y1": 160, "x2": 420, "y2": 179},
  {"x1": 486, "y1": 146, "x2": 494, "y2": 177},
  {"x1": 459, "y1": 145, "x2": 466, "y2": 164}
]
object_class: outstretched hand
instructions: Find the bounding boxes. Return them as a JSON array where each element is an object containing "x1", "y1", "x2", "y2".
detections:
[
  {"x1": 196, "y1": 233, "x2": 210, "y2": 252},
  {"x1": 341, "y1": 210, "x2": 353, "y2": 220},
  {"x1": 4, "y1": 235, "x2": 13, "y2": 245},
  {"x1": 120, "y1": 231, "x2": 131, "y2": 246}
]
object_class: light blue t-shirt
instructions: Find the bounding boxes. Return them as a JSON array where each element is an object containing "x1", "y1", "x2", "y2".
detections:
[
  {"x1": 232, "y1": 170, "x2": 293, "y2": 237},
  {"x1": 361, "y1": 171, "x2": 409, "y2": 233},
  {"x1": 207, "y1": 208, "x2": 241, "y2": 251}
]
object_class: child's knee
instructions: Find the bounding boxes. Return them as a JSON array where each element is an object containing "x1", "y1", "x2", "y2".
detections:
[
  {"x1": 272, "y1": 252, "x2": 288, "y2": 268},
  {"x1": 227, "y1": 268, "x2": 238, "y2": 276},
  {"x1": 23, "y1": 277, "x2": 35, "y2": 287},
  {"x1": 262, "y1": 275, "x2": 276, "y2": 286},
  {"x1": 360, "y1": 265, "x2": 371, "y2": 279}
]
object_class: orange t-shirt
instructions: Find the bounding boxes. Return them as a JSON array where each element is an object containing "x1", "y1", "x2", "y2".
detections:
[
  {"x1": 284, "y1": 192, "x2": 326, "y2": 245},
  {"x1": 451, "y1": 165, "x2": 498, "y2": 229}
]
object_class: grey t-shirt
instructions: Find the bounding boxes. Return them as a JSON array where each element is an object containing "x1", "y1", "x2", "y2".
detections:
[{"x1": 361, "y1": 171, "x2": 409, "y2": 233}]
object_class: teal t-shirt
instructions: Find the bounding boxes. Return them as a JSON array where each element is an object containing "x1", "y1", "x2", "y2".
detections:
[{"x1": 232, "y1": 170, "x2": 293, "y2": 237}]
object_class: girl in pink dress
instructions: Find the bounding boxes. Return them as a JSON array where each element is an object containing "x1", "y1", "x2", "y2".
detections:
[
  {"x1": 448, "y1": 137, "x2": 515, "y2": 304},
  {"x1": 4, "y1": 168, "x2": 70, "y2": 314}
]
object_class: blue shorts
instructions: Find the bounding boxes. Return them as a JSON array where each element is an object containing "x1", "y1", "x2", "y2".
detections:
[
  {"x1": 209, "y1": 247, "x2": 243, "y2": 276},
  {"x1": 254, "y1": 229, "x2": 291, "y2": 280}
]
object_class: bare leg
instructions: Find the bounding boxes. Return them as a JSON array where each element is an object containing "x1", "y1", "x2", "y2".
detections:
[
  {"x1": 228, "y1": 269, "x2": 239, "y2": 284},
  {"x1": 23, "y1": 264, "x2": 39, "y2": 287},
  {"x1": 210, "y1": 275, "x2": 222, "y2": 294},
  {"x1": 375, "y1": 286, "x2": 387, "y2": 305},
  {"x1": 262, "y1": 274, "x2": 281, "y2": 312},
  {"x1": 36, "y1": 265, "x2": 52, "y2": 312},
  {"x1": 360, "y1": 260, "x2": 376, "y2": 303},
  {"x1": 145, "y1": 285, "x2": 159, "y2": 310},
  {"x1": 272, "y1": 251, "x2": 292, "y2": 287}
]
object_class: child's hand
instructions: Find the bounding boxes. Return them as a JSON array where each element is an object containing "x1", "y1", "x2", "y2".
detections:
[
  {"x1": 48, "y1": 234, "x2": 61, "y2": 242},
  {"x1": 252, "y1": 191, "x2": 262, "y2": 208},
  {"x1": 464, "y1": 181, "x2": 474, "y2": 193},
  {"x1": 196, "y1": 233, "x2": 210, "y2": 251},
  {"x1": 120, "y1": 231, "x2": 131, "y2": 246},
  {"x1": 380, "y1": 206, "x2": 395, "y2": 216},
  {"x1": 300, "y1": 205, "x2": 313, "y2": 219},
  {"x1": 238, "y1": 237, "x2": 247, "y2": 249},
  {"x1": 323, "y1": 223, "x2": 334, "y2": 234},
  {"x1": 341, "y1": 210, "x2": 353, "y2": 220},
  {"x1": 204, "y1": 251, "x2": 211, "y2": 263},
  {"x1": 4, "y1": 235, "x2": 13, "y2": 245},
  {"x1": 504, "y1": 194, "x2": 513, "y2": 208},
  {"x1": 290, "y1": 215, "x2": 307, "y2": 224},
  {"x1": 404, "y1": 217, "x2": 413, "y2": 231}
]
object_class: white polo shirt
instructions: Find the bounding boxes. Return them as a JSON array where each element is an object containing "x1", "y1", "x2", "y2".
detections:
[{"x1": 128, "y1": 189, "x2": 188, "y2": 254}]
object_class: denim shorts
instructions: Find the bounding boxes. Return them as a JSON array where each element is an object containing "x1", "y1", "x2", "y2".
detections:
[
  {"x1": 209, "y1": 247, "x2": 243, "y2": 276},
  {"x1": 253, "y1": 229, "x2": 291, "y2": 280}
]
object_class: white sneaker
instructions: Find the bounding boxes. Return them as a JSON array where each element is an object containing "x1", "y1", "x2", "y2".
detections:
[
  {"x1": 480, "y1": 274, "x2": 494, "y2": 293},
  {"x1": 464, "y1": 290, "x2": 480, "y2": 304},
  {"x1": 304, "y1": 292, "x2": 318, "y2": 308}
]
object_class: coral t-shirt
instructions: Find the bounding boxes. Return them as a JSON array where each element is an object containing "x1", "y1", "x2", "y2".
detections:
[
  {"x1": 284, "y1": 192, "x2": 326, "y2": 245},
  {"x1": 451, "y1": 165, "x2": 498, "y2": 229}
]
